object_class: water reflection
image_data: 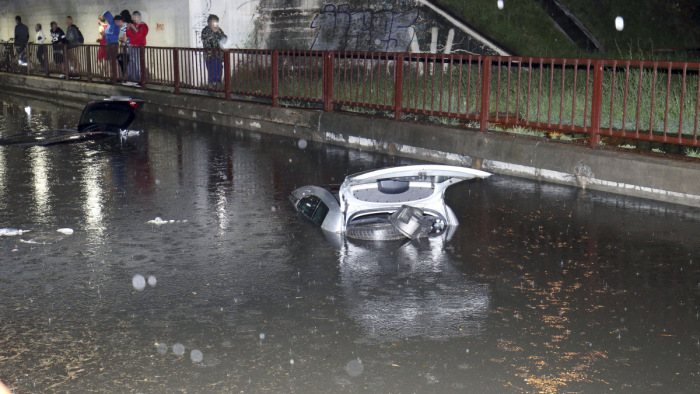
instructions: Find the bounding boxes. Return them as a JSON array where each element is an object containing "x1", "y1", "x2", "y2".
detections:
[
  {"x1": 81, "y1": 153, "x2": 105, "y2": 235},
  {"x1": 338, "y1": 236, "x2": 491, "y2": 343},
  {"x1": 29, "y1": 147, "x2": 50, "y2": 223}
]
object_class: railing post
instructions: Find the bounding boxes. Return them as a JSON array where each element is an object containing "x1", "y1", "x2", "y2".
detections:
[
  {"x1": 394, "y1": 53, "x2": 404, "y2": 120},
  {"x1": 271, "y1": 50, "x2": 279, "y2": 107},
  {"x1": 173, "y1": 48, "x2": 180, "y2": 94},
  {"x1": 479, "y1": 56, "x2": 492, "y2": 131},
  {"x1": 85, "y1": 45, "x2": 92, "y2": 82},
  {"x1": 63, "y1": 44, "x2": 69, "y2": 80},
  {"x1": 26, "y1": 44, "x2": 31, "y2": 76},
  {"x1": 323, "y1": 51, "x2": 334, "y2": 112},
  {"x1": 589, "y1": 59, "x2": 604, "y2": 148},
  {"x1": 44, "y1": 44, "x2": 50, "y2": 77},
  {"x1": 110, "y1": 45, "x2": 118, "y2": 85},
  {"x1": 224, "y1": 49, "x2": 231, "y2": 100},
  {"x1": 140, "y1": 46, "x2": 146, "y2": 88}
]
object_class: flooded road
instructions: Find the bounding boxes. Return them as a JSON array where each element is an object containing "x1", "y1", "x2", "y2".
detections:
[{"x1": 0, "y1": 95, "x2": 698, "y2": 393}]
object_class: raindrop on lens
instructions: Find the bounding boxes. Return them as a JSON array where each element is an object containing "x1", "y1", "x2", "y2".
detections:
[
  {"x1": 190, "y1": 349, "x2": 203, "y2": 363},
  {"x1": 173, "y1": 343, "x2": 185, "y2": 356},
  {"x1": 157, "y1": 343, "x2": 168, "y2": 355},
  {"x1": 497, "y1": 0, "x2": 504, "y2": 9},
  {"x1": 132, "y1": 274, "x2": 146, "y2": 291},
  {"x1": 346, "y1": 358, "x2": 364, "y2": 377},
  {"x1": 290, "y1": 359, "x2": 295, "y2": 365},
  {"x1": 271, "y1": 206, "x2": 277, "y2": 212},
  {"x1": 259, "y1": 333, "x2": 265, "y2": 340},
  {"x1": 297, "y1": 139, "x2": 308, "y2": 149},
  {"x1": 148, "y1": 275, "x2": 157, "y2": 287},
  {"x1": 155, "y1": 178, "x2": 161, "y2": 185},
  {"x1": 615, "y1": 16, "x2": 624, "y2": 31}
]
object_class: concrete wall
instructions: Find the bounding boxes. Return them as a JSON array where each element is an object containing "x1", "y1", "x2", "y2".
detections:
[
  {"x1": 0, "y1": 0, "x2": 508, "y2": 55},
  {"x1": 1, "y1": 73, "x2": 699, "y2": 208},
  {"x1": 0, "y1": 0, "x2": 189, "y2": 47}
]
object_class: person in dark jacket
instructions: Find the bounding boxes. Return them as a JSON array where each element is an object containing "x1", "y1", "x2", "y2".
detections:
[
  {"x1": 200, "y1": 14, "x2": 227, "y2": 85},
  {"x1": 50, "y1": 21, "x2": 66, "y2": 68},
  {"x1": 14, "y1": 16, "x2": 29, "y2": 62},
  {"x1": 65, "y1": 16, "x2": 82, "y2": 79}
]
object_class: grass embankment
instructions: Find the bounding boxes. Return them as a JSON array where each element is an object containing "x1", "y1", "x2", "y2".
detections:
[{"x1": 433, "y1": 0, "x2": 700, "y2": 61}]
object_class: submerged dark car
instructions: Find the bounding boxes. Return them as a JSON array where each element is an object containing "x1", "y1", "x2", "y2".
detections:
[{"x1": 0, "y1": 96, "x2": 145, "y2": 146}]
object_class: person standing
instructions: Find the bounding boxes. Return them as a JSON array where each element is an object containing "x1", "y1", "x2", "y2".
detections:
[
  {"x1": 35, "y1": 23, "x2": 46, "y2": 69},
  {"x1": 96, "y1": 15, "x2": 108, "y2": 77},
  {"x1": 125, "y1": 11, "x2": 148, "y2": 86},
  {"x1": 117, "y1": 10, "x2": 131, "y2": 80},
  {"x1": 102, "y1": 11, "x2": 121, "y2": 81},
  {"x1": 65, "y1": 16, "x2": 83, "y2": 79},
  {"x1": 49, "y1": 21, "x2": 66, "y2": 73},
  {"x1": 200, "y1": 14, "x2": 227, "y2": 86},
  {"x1": 14, "y1": 16, "x2": 29, "y2": 63}
]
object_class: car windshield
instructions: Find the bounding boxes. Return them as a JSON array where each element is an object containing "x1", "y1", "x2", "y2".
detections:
[{"x1": 298, "y1": 195, "x2": 329, "y2": 226}]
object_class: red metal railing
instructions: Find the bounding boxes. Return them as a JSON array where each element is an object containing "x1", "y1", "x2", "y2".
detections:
[{"x1": 1, "y1": 43, "x2": 699, "y2": 149}]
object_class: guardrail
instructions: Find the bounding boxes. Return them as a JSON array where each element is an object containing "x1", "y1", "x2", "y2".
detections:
[{"x1": 1, "y1": 43, "x2": 698, "y2": 149}]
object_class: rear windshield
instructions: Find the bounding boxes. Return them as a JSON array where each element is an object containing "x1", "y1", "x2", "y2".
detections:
[{"x1": 80, "y1": 107, "x2": 133, "y2": 128}]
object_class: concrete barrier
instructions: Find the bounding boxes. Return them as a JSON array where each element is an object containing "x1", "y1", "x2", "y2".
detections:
[{"x1": 2, "y1": 73, "x2": 700, "y2": 208}]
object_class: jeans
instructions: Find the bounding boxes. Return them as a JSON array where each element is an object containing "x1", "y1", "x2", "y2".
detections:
[
  {"x1": 15, "y1": 46, "x2": 26, "y2": 62},
  {"x1": 36, "y1": 45, "x2": 45, "y2": 67},
  {"x1": 127, "y1": 46, "x2": 141, "y2": 82},
  {"x1": 205, "y1": 57, "x2": 222, "y2": 84}
]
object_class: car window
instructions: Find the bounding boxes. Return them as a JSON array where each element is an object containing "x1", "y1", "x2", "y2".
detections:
[
  {"x1": 298, "y1": 195, "x2": 329, "y2": 226},
  {"x1": 311, "y1": 201, "x2": 329, "y2": 226}
]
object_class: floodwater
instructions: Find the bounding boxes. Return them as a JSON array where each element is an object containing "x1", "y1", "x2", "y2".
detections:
[{"x1": 0, "y1": 94, "x2": 698, "y2": 393}]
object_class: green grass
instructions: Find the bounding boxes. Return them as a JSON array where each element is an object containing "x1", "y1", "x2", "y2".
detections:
[
  {"x1": 432, "y1": 0, "x2": 580, "y2": 57},
  {"x1": 685, "y1": 147, "x2": 700, "y2": 157},
  {"x1": 558, "y1": 0, "x2": 700, "y2": 60},
  {"x1": 433, "y1": 0, "x2": 700, "y2": 60}
]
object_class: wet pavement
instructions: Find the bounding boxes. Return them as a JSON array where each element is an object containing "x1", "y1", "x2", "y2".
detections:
[{"x1": 0, "y1": 94, "x2": 698, "y2": 393}]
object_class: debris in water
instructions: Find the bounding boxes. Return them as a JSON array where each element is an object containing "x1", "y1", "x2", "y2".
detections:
[
  {"x1": 146, "y1": 217, "x2": 188, "y2": 225},
  {"x1": 148, "y1": 275, "x2": 157, "y2": 287},
  {"x1": 57, "y1": 228, "x2": 74, "y2": 235},
  {"x1": 0, "y1": 228, "x2": 30, "y2": 236}
]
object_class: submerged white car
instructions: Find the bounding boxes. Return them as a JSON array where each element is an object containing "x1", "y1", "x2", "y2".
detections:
[{"x1": 290, "y1": 165, "x2": 491, "y2": 240}]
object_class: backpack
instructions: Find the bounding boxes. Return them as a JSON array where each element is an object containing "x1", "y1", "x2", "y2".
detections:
[{"x1": 76, "y1": 26, "x2": 84, "y2": 44}]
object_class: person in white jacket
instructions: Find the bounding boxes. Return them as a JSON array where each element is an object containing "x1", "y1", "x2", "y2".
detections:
[{"x1": 35, "y1": 23, "x2": 46, "y2": 68}]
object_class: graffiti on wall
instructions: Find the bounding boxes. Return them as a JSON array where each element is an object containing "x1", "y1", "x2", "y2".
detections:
[{"x1": 310, "y1": 4, "x2": 418, "y2": 52}]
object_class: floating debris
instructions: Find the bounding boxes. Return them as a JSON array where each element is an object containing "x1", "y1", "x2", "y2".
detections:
[
  {"x1": 56, "y1": 228, "x2": 74, "y2": 235},
  {"x1": 146, "y1": 217, "x2": 188, "y2": 225},
  {"x1": 0, "y1": 228, "x2": 30, "y2": 236}
]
